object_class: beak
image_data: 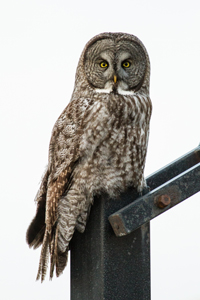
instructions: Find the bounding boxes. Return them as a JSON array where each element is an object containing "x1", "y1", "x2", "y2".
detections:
[{"x1": 114, "y1": 75, "x2": 117, "y2": 83}]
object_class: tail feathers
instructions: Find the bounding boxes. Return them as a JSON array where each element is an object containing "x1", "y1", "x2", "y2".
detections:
[
  {"x1": 36, "y1": 224, "x2": 69, "y2": 281},
  {"x1": 49, "y1": 224, "x2": 68, "y2": 279},
  {"x1": 49, "y1": 225, "x2": 58, "y2": 279},
  {"x1": 32, "y1": 187, "x2": 90, "y2": 281},
  {"x1": 36, "y1": 229, "x2": 50, "y2": 282}
]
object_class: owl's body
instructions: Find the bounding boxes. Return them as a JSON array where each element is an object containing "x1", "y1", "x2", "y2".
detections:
[{"x1": 26, "y1": 32, "x2": 152, "y2": 281}]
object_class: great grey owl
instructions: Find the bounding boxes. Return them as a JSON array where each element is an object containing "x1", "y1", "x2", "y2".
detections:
[{"x1": 26, "y1": 32, "x2": 152, "y2": 281}]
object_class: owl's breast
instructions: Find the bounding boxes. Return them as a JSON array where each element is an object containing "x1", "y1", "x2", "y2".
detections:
[
  {"x1": 80, "y1": 93, "x2": 151, "y2": 156},
  {"x1": 78, "y1": 94, "x2": 151, "y2": 196}
]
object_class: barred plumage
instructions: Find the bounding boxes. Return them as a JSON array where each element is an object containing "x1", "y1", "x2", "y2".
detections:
[{"x1": 26, "y1": 32, "x2": 152, "y2": 281}]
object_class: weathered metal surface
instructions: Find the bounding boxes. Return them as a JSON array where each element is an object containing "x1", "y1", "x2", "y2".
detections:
[
  {"x1": 109, "y1": 145, "x2": 200, "y2": 237},
  {"x1": 71, "y1": 189, "x2": 150, "y2": 300}
]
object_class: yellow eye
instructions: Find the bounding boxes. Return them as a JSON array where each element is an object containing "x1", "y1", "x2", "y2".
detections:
[
  {"x1": 100, "y1": 61, "x2": 108, "y2": 68},
  {"x1": 122, "y1": 61, "x2": 131, "y2": 68}
]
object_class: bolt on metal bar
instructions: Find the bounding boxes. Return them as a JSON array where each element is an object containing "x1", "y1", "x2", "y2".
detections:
[{"x1": 109, "y1": 145, "x2": 200, "y2": 237}]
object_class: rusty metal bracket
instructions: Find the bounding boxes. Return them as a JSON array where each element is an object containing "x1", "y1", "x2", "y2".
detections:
[{"x1": 109, "y1": 144, "x2": 200, "y2": 237}]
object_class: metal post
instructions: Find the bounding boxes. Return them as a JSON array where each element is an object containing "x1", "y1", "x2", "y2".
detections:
[{"x1": 70, "y1": 188, "x2": 150, "y2": 300}]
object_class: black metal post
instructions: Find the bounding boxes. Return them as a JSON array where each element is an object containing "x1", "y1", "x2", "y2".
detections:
[{"x1": 71, "y1": 189, "x2": 150, "y2": 300}]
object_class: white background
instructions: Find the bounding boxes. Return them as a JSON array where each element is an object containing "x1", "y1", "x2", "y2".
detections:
[{"x1": 0, "y1": 0, "x2": 200, "y2": 299}]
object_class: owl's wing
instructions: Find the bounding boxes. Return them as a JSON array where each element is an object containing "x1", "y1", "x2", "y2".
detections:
[
  {"x1": 26, "y1": 98, "x2": 92, "y2": 280},
  {"x1": 26, "y1": 168, "x2": 49, "y2": 249}
]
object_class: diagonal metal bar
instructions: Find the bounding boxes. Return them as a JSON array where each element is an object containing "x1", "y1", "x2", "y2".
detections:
[
  {"x1": 109, "y1": 145, "x2": 200, "y2": 237},
  {"x1": 146, "y1": 144, "x2": 200, "y2": 190}
]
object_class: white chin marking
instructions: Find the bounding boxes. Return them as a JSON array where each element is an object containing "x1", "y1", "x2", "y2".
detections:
[
  {"x1": 95, "y1": 85, "x2": 135, "y2": 95},
  {"x1": 95, "y1": 87, "x2": 113, "y2": 94},
  {"x1": 117, "y1": 86, "x2": 135, "y2": 95}
]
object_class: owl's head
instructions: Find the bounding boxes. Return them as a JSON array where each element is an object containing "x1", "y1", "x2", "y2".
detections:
[{"x1": 77, "y1": 33, "x2": 150, "y2": 96}]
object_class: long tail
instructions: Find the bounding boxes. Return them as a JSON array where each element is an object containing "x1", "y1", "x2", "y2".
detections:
[
  {"x1": 49, "y1": 224, "x2": 69, "y2": 279},
  {"x1": 35, "y1": 224, "x2": 68, "y2": 282},
  {"x1": 34, "y1": 187, "x2": 91, "y2": 281},
  {"x1": 53, "y1": 189, "x2": 90, "y2": 278},
  {"x1": 36, "y1": 229, "x2": 50, "y2": 282}
]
